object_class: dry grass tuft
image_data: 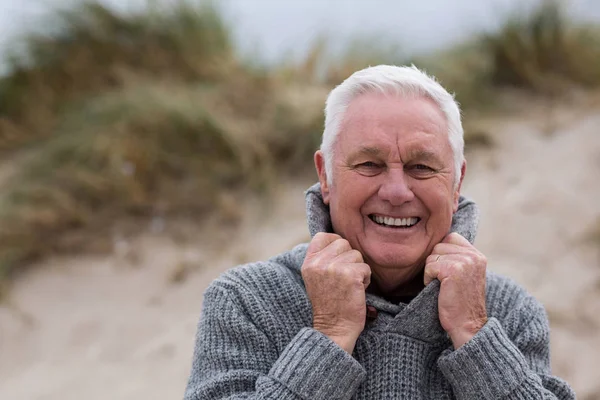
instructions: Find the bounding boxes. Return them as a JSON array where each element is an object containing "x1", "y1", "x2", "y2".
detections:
[
  {"x1": 1, "y1": 0, "x2": 600, "y2": 282},
  {"x1": 0, "y1": 77, "x2": 324, "y2": 279},
  {"x1": 0, "y1": 0, "x2": 235, "y2": 151},
  {"x1": 0, "y1": 1, "x2": 326, "y2": 280},
  {"x1": 406, "y1": 1, "x2": 600, "y2": 108},
  {"x1": 484, "y1": 0, "x2": 600, "y2": 92}
]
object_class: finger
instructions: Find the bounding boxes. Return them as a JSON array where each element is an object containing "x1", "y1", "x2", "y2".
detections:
[
  {"x1": 437, "y1": 254, "x2": 487, "y2": 280},
  {"x1": 357, "y1": 263, "x2": 372, "y2": 289},
  {"x1": 424, "y1": 260, "x2": 458, "y2": 285},
  {"x1": 428, "y1": 255, "x2": 478, "y2": 283},
  {"x1": 332, "y1": 249, "x2": 364, "y2": 264},
  {"x1": 442, "y1": 232, "x2": 471, "y2": 246},
  {"x1": 320, "y1": 238, "x2": 354, "y2": 260},
  {"x1": 332, "y1": 262, "x2": 371, "y2": 288},
  {"x1": 431, "y1": 242, "x2": 473, "y2": 256},
  {"x1": 426, "y1": 252, "x2": 443, "y2": 265},
  {"x1": 348, "y1": 262, "x2": 371, "y2": 289},
  {"x1": 423, "y1": 262, "x2": 441, "y2": 285},
  {"x1": 429, "y1": 249, "x2": 483, "y2": 275},
  {"x1": 307, "y1": 232, "x2": 342, "y2": 253}
]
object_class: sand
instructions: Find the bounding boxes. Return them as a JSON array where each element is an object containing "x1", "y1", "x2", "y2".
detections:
[{"x1": 1, "y1": 98, "x2": 599, "y2": 399}]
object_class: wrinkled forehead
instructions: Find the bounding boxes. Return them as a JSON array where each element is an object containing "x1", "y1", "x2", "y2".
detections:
[{"x1": 335, "y1": 92, "x2": 450, "y2": 156}]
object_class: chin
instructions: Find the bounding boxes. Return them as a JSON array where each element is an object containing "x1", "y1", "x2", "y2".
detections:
[
  {"x1": 364, "y1": 238, "x2": 419, "y2": 260},
  {"x1": 367, "y1": 249, "x2": 423, "y2": 272}
]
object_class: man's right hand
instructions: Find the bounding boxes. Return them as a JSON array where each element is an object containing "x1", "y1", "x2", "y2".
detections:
[{"x1": 301, "y1": 232, "x2": 371, "y2": 353}]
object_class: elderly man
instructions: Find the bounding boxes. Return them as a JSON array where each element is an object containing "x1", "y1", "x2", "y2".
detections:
[{"x1": 184, "y1": 65, "x2": 574, "y2": 399}]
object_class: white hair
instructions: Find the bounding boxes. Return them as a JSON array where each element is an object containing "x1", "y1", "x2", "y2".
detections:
[{"x1": 320, "y1": 65, "x2": 464, "y2": 188}]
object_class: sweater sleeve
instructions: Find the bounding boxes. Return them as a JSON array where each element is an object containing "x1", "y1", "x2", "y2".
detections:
[
  {"x1": 184, "y1": 284, "x2": 366, "y2": 400},
  {"x1": 437, "y1": 297, "x2": 575, "y2": 400}
]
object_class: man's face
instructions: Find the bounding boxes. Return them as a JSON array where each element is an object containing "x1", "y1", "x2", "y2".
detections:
[{"x1": 315, "y1": 93, "x2": 465, "y2": 291}]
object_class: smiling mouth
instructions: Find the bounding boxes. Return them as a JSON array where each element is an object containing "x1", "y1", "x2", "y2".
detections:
[{"x1": 369, "y1": 215, "x2": 421, "y2": 228}]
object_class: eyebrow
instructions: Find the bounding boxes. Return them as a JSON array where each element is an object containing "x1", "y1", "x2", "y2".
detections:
[
  {"x1": 348, "y1": 147, "x2": 440, "y2": 161},
  {"x1": 407, "y1": 149, "x2": 441, "y2": 162},
  {"x1": 348, "y1": 146, "x2": 383, "y2": 160}
]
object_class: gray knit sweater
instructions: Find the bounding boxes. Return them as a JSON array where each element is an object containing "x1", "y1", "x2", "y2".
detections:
[{"x1": 184, "y1": 184, "x2": 575, "y2": 399}]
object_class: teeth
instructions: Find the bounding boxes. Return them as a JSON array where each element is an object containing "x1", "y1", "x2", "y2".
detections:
[{"x1": 372, "y1": 215, "x2": 418, "y2": 227}]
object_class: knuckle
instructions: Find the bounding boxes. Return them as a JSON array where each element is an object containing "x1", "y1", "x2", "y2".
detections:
[
  {"x1": 361, "y1": 263, "x2": 372, "y2": 275},
  {"x1": 433, "y1": 242, "x2": 449, "y2": 254},
  {"x1": 302, "y1": 254, "x2": 328, "y2": 273},
  {"x1": 476, "y1": 253, "x2": 487, "y2": 266},
  {"x1": 334, "y1": 265, "x2": 353, "y2": 280},
  {"x1": 316, "y1": 232, "x2": 334, "y2": 239},
  {"x1": 325, "y1": 261, "x2": 337, "y2": 272},
  {"x1": 312, "y1": 232, "x2": 327, "y2": 244},
  {"x1": 335, "y1": 238, "x2": 351, "y2": 249},
  {"x1": 312, "y1": 232, "x2": 338, "y2": 246},
  {"x1": 349, "y1": 249, "x2": 363, "y2": 262},
  {"x1": 464, "y1": 251, "x2": 486, "y2": 268},
  {"x1": 329, "y1": 261, "x2": 352, "y2": 276},
  {"x1": 450, "y1": 232, "x2": 464, "y2": 242},
  {"x1": 468, "y1": 255, "x2": 479, "y2": 267},
  {"x1": 301, "y1": 263, "x2": 316, "y2": 278},
  {"x1": 324, "y1": 258, "x2": 339, "y2": 269},
  {"x1": 449, "y1": 262, "x2": 463, "y2": 274},
  {"x1": 462, "y1": 253, "x2": 475, "y2": 265},
  {"x1": 310, "y1": 255, "x2": 323, "y2": 268}
]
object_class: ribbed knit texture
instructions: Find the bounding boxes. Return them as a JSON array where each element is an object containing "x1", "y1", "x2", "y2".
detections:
[{"x1": 184, "y1": 183, "x2": 575, "y2": 399}]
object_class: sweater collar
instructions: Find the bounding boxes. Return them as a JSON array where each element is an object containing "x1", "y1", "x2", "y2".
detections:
[
  {"x1": 305, "y1": 182, "x2": 479, "y2": 245},
  {"x1": 303, "y1": 182, "x2": 480, "y2": 344}
]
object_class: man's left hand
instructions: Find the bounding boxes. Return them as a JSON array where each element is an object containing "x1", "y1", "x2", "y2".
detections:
[{"x1": 424, "y1": 232, "x2": 488, "y2": 349}]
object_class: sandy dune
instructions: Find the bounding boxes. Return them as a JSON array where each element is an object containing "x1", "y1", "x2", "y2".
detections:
[{"x1": 1, "y1": 99, "x2": 599, "y2": 399}]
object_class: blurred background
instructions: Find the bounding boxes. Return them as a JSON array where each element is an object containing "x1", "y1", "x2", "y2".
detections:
[{"x1": 0, "y1": 0, "x2": 598, "y2": 399}]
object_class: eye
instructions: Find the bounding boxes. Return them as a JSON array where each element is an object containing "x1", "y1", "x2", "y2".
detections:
[
  {"x1": 359, "y1": 161, "x2": 379, "y2": 168},
  {"x1": 413, "y1": 164, "x2": 432, "y2": 170},
  {"x1": 407, "y1": 164, "x2": 436, "y2": 177},
  {"x1": 353, "y1": 161, "x2": 383, "y2": 176}
]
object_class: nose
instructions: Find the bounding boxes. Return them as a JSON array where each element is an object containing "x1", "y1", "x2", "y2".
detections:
[{"x1": 377, "y1": 166, "x2": 414, "y2": 206}]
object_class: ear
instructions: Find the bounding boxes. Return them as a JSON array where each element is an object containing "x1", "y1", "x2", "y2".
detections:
[
  {"x1": 314, "y1": 150, "x2": 331, "y2": 205},
  {"x1": 453, "y1": 160, "x2": 467, "y2": 213}
]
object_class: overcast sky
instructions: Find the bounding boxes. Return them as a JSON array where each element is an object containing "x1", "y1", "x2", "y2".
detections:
[{"x1": 0, "y1": 0, "x2": 599, "y2": 72}]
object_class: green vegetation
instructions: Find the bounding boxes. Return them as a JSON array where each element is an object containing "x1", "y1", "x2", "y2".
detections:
[
  {"x1": 0, "y1": 0, "x2": 598, "y2": 281},
  {"x1": 0, "y1": 1, "x2": 324, "y2": 279},
  {"x1": 0, "y1": 1, "x2": 235, "y2": 150},
  {"x1": 414, "y1": 0, "x2": 600, "y2": 109},
  {"x1": 484, "y1": 0, "x2": 600, "y2": 91}
]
